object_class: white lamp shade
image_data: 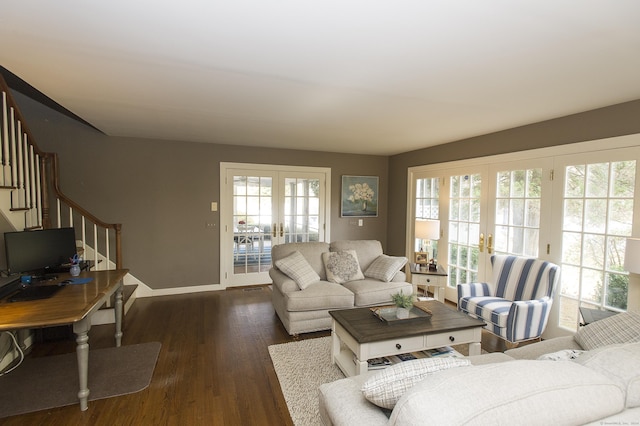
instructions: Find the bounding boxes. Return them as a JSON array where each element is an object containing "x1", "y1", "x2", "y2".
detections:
[
  {"x1": 625, "y1": 238, "x2": 640, "y2": 274},
  {"x1": 415, "y1": 219, "x2": 440, "y2": 240}
]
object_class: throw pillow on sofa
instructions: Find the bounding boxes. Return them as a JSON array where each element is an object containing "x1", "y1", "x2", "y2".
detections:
[
  {"x1": 274, "y1": 250, "x2": 320, "y2": 290},
  {"x1": 322, "y1": 250, "x2": 364, "y2": 284},
  {"x1": 361, "y1": 357, "x2": 470, "y2": 409},
  {"x1": 364, "y1": 254, "x2": 408, "y2": 282},
  {"x1": 574, "y1": 311, "x2": 640, "y2": 350}
]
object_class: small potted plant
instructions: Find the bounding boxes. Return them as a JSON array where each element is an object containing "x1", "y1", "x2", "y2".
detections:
[{"x1": 391, "y1": 290, "x2": 414, "y2": 319}]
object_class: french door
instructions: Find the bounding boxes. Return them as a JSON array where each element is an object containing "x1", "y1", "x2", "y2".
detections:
[
  {"x1": 410, "y1": 136, "x2": 639, "y2": 338},
  {"x1": 220, "y1": 163, "x2": 330, "y2": 287},
  {"x1": 410, "y1": 159, "x2": 553, "y2": 303}
]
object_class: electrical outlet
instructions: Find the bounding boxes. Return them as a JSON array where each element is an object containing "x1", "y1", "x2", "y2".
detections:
[{"x1": 358, "y1": 219, "x2": 363, "y2": 226}]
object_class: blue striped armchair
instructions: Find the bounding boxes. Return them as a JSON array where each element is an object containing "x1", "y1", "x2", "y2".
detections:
[{"x1": 457, "y1": 255, "x2": 560, "y2": 345}]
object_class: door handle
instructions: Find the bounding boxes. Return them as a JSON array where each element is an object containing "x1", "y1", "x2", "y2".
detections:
[
  {"x1": 487, "y1": 234, "x2": 493, "y2": 254},
  {"x1": 280, "y1": 223, "x2": 284, "y2": 237},
  {"x1": 479, "y1": 233, "x2": 485, "y2": 252},
  {"x1": 272, "y1": 223, "x2": 277, "y2": 238}
]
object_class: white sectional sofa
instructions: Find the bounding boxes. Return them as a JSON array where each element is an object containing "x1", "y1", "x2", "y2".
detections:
[
  {"x1": 319, "y1": 311, "x2": 640, "y2": 425},
  {"x1": 270, "y1": 240, "x2": 413, "y2": 335}
]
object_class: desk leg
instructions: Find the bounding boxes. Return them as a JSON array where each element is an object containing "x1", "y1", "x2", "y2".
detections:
[
  {"x1": 73, "y1": 317, "x2": 91, "y2": 411},
  {"x1": 114, "y1": 282, "x2": 123, "y2": 347}
]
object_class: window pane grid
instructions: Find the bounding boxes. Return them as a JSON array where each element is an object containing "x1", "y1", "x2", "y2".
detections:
[
  {"x1": 448, "y1": 174, "x2": 481, "y2": 288},
  {"x1": 559, "y1": 161, "x2": 635, "y2": 330},
  {"x1": 494, "y1": 168, "x2": 541, "y2": 257}
]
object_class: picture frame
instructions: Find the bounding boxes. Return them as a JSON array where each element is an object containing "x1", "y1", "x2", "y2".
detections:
[
  {"x1": 414, "y1": 252, "x2": 429, "y2": 264},
  {"x1": 341, "y1": 175, "x2": 379, "y2": 217}
]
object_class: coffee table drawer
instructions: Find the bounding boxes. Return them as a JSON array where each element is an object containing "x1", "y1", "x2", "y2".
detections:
[
  {"x1": 367, "y1": 335, "x2": 424, "y2": 357},
  {"x1": 426, "y1": 328, "x2": 477, "y2": 347}
]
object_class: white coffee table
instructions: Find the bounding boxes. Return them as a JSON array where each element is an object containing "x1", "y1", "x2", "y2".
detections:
[{"x1": 329, "y1": 301, "x2": 484, "y2": 377}]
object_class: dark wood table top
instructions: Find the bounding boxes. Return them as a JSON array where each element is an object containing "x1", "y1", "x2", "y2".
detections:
[
  {"x1": 329, "y1": 301, "x2": 485, "y2": 343},
  {"x1": 0, "y1": 269, "x2": 128, "y2": 331}
]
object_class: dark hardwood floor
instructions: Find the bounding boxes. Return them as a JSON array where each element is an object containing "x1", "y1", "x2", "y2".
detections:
[{"x1": 2, "y1": 287, "x2": 509, "y2": 425}]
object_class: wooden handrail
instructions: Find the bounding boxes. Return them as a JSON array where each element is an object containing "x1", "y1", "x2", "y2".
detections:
[{"x1": 0, "y1": 73, "x2": 123, "y2": 269}]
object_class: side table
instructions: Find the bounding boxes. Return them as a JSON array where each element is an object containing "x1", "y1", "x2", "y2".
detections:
[
  {"x1": 410, "y1": 263, "x2": 447, "y2": 303},
  {"x1": 579, "y1": 307, "x2": 618, "y2": 326}
]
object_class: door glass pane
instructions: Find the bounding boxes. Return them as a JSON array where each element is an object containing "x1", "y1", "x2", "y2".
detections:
[
  {"x1": 448, "y1": 174, "x2": 481, "y2": 287},
  {"x1": 283, "y1": 177, "x2": 320, "y2": 243},
  {"x1": 493, "y1": 168, "x2": 542, "y2": 257},
  {"x1": 233, "y1": 175, "x2": 272, "y2": 274},
  {"x1": 559, "y1": 160, "x2": 635, "y2": 331},
  {"x1": 415, "y1": 177, "x2": 440, "y2": 254}
]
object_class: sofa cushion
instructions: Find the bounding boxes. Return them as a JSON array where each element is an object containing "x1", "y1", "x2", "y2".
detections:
[
  {"x1": 322, "y1": 250, "x2": 364, "y2": 284},
  {"x1": 342, "y1": 279, "x2": 413, "y2": 307},
  {"x1": 364, "y1": 255, "x2": 408, "y2": 282},
  {"x1": 389, "y1": 360, "x2": 625, "y2": 426},
  {"x1": 361, "y1": 357, "x2": 471, "y2": 409},
  {"x1": 330, "y1": 240, "x2": 384, "y2": 271},
  {"x1": 574, "y1": 342, "x2": 640, "y2": 408},
  {"x1": 274, "y1": 251, "x2": 320, "y2": 290},
  {"x1": 574, "y1": 311, "x2": 640, "y2": 350},
  {"x1": 285, "y1": 281, "x2": 354, "y2": 312}
]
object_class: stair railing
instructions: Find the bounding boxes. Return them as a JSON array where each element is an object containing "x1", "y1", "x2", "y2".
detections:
[{"x1": 0, "y1": 74, "x2": 122, "y2": 270}]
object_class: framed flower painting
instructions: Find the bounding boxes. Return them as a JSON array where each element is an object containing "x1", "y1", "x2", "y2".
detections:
[{"x1": 341, "y1": 175, "x2": 379, "y2": 217}]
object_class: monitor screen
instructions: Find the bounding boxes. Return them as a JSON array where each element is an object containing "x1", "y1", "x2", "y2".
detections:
[{"x1": 4, "y1": 228, "x2": 77, "y2": 275}]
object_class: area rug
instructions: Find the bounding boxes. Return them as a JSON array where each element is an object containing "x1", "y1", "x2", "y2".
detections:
[
  {"x1": 0, "y1": 341, "x2": 161, "y2": 418},
  {"x1": 269, "y1": 337, "x2": 344, "y2": 426}
]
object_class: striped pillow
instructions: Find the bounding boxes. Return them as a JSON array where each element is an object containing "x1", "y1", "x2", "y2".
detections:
[
  {"x1": 364, "y1": 255, "x2": 407, "y2": 282},
  {"x1": 575, "y1": 311, "x2": 640, "y2": 350},
  {"x1": 361, "y1": 357, "x2": 471, "y2": 409},
  {"x1": 275, "y1": 251, "x2": 320, "y2": 290}
]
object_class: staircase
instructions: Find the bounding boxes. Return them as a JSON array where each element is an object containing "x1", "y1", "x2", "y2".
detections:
[{"x1": 0, "y1": 73, "x2": 136, "y2": 324}]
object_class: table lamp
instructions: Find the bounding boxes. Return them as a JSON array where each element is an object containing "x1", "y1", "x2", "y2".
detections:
[
  {"x1": 415, "y1": 219, "x2": 440, "y2": 268},
  {"x1": 624, "y1": 238, "x2": 640, "y2": 274}
]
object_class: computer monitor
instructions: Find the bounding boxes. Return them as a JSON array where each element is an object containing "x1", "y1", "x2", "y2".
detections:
[{"x1": 4, "y1": 227, "x2": 77, "y2": 275}]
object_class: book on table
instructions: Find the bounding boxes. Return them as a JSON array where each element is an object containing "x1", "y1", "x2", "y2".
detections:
[{"x1": 367, "y1": 357, "x2": 392, "y2": 369}]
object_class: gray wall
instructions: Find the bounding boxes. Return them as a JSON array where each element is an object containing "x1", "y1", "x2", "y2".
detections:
[
  {"x1": 12, "y1": 91, "x2": 640, "y2": 290},
  {"x1": 386, "y1": 99, "x2": 640, "y2": 256},
  {"x1": 14, "y1": 92, "x2": 388, "y2": 289}
]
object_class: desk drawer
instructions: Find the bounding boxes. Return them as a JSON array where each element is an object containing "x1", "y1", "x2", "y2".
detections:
[
  {"x1": 367, "y1": 335, "x2": 424, "y2": 358},
  {"x1": 426, "y1": 328, "x2": 478, "y2": 347}
]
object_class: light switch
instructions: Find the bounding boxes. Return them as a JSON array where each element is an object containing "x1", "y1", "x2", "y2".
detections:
[
  {"x1": 358, "y1": 219, "x2": 363, "y2": 226},
  {"x1": 211, "y1": 202, "x2": 218, "y2": 212}
]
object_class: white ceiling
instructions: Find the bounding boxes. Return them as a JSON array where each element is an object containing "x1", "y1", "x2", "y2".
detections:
[{"x1": 2, "y1": 1, "x2": 640, "y2": 155}]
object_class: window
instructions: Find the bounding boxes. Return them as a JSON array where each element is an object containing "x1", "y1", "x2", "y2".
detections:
[{"x1": 558, "y1": 160, "x2": 636, "y2": 330}]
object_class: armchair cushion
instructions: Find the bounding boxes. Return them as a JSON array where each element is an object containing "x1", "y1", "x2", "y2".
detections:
[
  {"x1": 574, "y1": 311, "x2": 640, "y2": 350},
  {"x1": 322, "y1": 250, "x2": 364, "y2": 284},
  {"x1": 274, "y1": 250, "x2": 320, "y2": 290},
  {"x1": 364, "y1": 255, "x2": 408, "y2": 282}
]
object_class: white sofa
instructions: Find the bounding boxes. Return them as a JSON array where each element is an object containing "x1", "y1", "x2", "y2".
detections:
[
  {"x1": 270, "y1": 240, "x2": 413, "y2": 335},
  {"x1": 319, "y1": 311, "x2": 640, "y2": 425}
]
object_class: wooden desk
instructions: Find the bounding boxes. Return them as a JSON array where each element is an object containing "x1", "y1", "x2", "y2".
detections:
[{"x1": 0, "y1": 269, "x2": 128, "y2": 411}]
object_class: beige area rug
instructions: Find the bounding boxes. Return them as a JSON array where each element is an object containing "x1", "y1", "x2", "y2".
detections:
[
  {"x1": 269, "y1": 336, "x2": 478, "y2": 426},
  {"x1": 0, "y1": 342, "x2": 161, "y2": 418},
  {"x1": 269, "y1": 337, "x2": 344, "y2": 426}
]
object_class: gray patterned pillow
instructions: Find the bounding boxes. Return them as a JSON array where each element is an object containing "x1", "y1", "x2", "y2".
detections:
[
  {"x1": 574, "y1": 311, "x2": 640, "y2": 350},
  {"x1": 322, "y1": 250, "x2": 364, "y2": 284},
  {"x1": 361, "y1": 357, "x2": 471, "y2": 409},
  {"x1": 274, "y1": 251, "x2": 320, "y2": 290},
  {"x1": 364, "y1": 254, "x2": 408, "y2": 282}
]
